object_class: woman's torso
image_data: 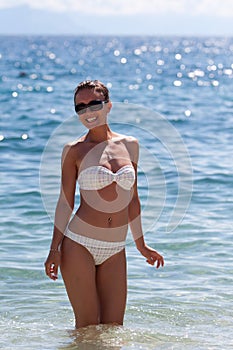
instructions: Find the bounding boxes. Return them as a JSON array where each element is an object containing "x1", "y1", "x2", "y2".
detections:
[{"x1": 68, "y1": 134, "x2": 136, "y2": 242}]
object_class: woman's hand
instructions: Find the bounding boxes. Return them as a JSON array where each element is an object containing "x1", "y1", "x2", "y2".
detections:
[
  {"x1": 44, "y1": 250, "x2": 61, "y2": 280},
  {"x1": 138, "y1": 245, "x2": 164, "y2": 268}
]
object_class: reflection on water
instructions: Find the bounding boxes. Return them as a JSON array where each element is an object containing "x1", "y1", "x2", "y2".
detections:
[
  {"x1": 61, "y1": 324, "x2": 125, "y2": 349},
  {"x1": 59, "y1": 323, "x2": 194, "y2": 350}
]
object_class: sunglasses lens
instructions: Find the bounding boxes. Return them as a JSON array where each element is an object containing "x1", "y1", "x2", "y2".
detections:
[
  {"x1": 89, "y1": 103, "x2": 103, "y2": 111},
  {"x1": 75, "y1": 101, "x2": 105, "y2": 115},
  {"x1": 76, "y1": 108, "x2": 86, "y2": 115}
]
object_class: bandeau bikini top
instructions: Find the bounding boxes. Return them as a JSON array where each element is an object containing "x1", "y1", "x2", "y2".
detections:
[{"x1": 77, "y1": 164, "x2": 135, "y2": 191}]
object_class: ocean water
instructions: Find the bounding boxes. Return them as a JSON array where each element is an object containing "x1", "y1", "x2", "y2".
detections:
[{"x1": 0, "y1": 35, "x2": 233, "y2": 349}]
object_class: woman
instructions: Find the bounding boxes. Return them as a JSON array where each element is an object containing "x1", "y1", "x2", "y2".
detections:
[{"x1": 44, "y1": 80, "x2": 164, "y2": 329}]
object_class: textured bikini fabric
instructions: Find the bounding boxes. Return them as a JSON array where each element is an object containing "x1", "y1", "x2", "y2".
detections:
[
  {"x1": 65, "y1": 228, "x2": 125, "y2": 265},
  {"x1": 77, "y1": 164, "x2": 135, "y2": 190}
]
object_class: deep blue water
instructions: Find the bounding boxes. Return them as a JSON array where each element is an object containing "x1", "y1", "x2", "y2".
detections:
[{"x1": 0, "y1": 35, "x2": 233, "y2": 349}]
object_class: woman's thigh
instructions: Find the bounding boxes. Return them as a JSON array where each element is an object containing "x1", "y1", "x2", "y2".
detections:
[
  {"x1": 96, "y1": 249, "x2": 127, "y2": 325},
  {"x1": 60, "y1": 237, "x2": 99, "y2": 328}
]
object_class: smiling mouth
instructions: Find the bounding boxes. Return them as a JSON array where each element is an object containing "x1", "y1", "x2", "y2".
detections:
[{"x1": 86, "y1": 116, "x2": 98, "y2": 123}]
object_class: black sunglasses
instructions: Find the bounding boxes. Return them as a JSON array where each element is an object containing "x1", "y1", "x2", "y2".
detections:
[{"x1": 75, "y1": 100, "x2": 108, "y2": 115}]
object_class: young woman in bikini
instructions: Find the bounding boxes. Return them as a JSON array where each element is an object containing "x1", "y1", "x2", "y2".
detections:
[{"x1": 44, "y1": 80, "x2": 164, "y2": 329}]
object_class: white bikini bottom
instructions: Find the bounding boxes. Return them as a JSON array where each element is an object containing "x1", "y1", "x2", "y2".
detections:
[{"x1": 64, "y1": 228, "x2": 125, "y2": 265}]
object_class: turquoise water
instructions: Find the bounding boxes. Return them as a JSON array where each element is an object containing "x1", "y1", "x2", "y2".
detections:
[{"x1": 0, "y1": 35, "x2": 233, "y2": 349}]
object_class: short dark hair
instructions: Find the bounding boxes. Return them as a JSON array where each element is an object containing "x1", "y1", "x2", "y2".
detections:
[{"x1": 74, "y1": 80, "x2": 109, "y2": 105}]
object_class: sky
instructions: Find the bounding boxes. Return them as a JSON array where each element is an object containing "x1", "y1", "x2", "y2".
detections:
[{"x1": 0, "y1": 0, "x2": 233, "y2": 35}]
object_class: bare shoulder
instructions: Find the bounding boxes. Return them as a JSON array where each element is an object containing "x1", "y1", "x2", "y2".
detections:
[
  {"x1": 117, "y1": 134, "x2": 139, "y2": 163},
  {"x1": 61, "y1": 137, "x2": 84, "y2": 161},
  {"x1": 113, "y1": 133, "x2": 138, "y2": 144},
  {"x1": 65, "y1": 134, "x2": 86, "y2": 148},
  {"x1": 120, "y1": 134, "x2": 138, "y2": 147},
  {"x1": 124, "y1": 135, "x2": 138, "y2": 145}
]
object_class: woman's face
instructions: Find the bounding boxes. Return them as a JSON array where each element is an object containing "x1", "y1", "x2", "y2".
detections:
[{"x1": 75, "y1": 88, "x2": 111, "y2": 130}]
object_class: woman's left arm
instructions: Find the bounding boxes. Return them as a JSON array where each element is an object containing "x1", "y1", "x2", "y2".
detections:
[{"x1": 127, "y1": 138, "x2": 164, "y2": 268}]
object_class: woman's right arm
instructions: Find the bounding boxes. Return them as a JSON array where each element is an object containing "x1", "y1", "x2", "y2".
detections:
[{"x1": 44, "y1": 144, "x2": 78, "y2": 280}]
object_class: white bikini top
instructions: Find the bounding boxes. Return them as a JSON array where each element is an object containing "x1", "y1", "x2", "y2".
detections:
[{"x1": 77, "y1": 164, "x2": 136, "y2": 191}]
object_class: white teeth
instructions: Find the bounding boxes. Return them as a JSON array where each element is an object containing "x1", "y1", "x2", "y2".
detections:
[{"x1": 86, "y1": 117, "x2": 97, "y2": 123}]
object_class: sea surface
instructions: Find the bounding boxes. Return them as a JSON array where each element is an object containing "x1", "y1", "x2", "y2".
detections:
[{"x1": 0, "y1": 35, "x2": 233, "y2": 350}]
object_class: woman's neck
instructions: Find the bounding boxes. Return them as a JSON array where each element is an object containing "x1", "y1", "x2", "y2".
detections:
[{"x1": 86, "y1": 124, "x2": 113, "y2": 143}]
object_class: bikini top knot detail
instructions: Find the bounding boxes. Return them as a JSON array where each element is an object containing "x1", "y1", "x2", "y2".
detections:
[{"x1": 78, "y1": 164, "x2": 135, "y2": 190}]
